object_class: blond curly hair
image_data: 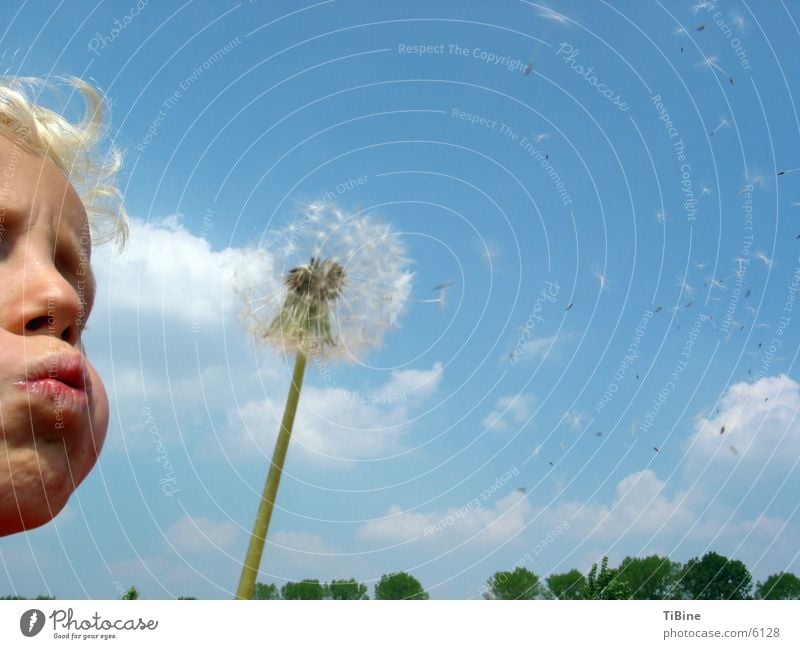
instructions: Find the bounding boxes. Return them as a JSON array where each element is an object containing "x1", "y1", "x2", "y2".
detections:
[{"x1": 0, "y1": 75, "x2": 127, "y2": 248}]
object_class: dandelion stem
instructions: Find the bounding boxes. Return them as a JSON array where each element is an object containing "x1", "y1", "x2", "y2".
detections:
[{"x1": 235, "y1": 350, "x2": 308, "y2": 600}]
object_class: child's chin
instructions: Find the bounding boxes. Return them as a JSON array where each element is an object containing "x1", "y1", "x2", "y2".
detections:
[
  {"x1": 0, "y1": 492, "x2": 70, "y2": 536},
  {"x1": 0, "y1": 452, "x2": 84, "y2": 535}
]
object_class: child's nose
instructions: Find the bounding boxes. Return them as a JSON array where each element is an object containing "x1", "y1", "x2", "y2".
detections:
[{"x1": 22, "y1": 265, "x2": 83, "y2": 346}]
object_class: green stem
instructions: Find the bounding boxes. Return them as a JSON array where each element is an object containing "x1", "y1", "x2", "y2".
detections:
[{"x1": 236, "y1": 351, "x2": 308, "y2": 600}]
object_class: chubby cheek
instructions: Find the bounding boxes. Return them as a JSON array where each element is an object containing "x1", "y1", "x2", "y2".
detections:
[
  {"x1": 0, "y1": 361, "x2": 110, "y2": 536},
  {"x1": 75, "y1": 361, "x2": 109, "y2": 482}
]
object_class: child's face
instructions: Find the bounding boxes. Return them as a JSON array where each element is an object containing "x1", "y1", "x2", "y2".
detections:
[{"x1": 0, "y1": 133, "x2": 109, "y2": 535}]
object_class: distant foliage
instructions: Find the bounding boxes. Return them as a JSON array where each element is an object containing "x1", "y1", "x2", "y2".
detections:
[
  {"x1": 679, "y1": 552, "x2": 752, "y2": 600},
  {"x1": 253, "y1": 583, "x2": 281, "y2": 600},
  {"x1": 374, "y1": 572, "x2": 429, "y2": 600},
  {"x1": 281, "y1": 579, "x2": 326, "y2": 600},
  {"x1": 756, "y1": 573, "x2": 800, "y2": 600},
  {"x1": 584, "y1": 557, "x2": 631, "y2": 600},
  {"x1": 546, "y1": 570, "x2": 586, "y2": 600},
  {"x1": 326, "y1": 579, "x2": 369, "y2": 600},
  {"x1": 484, "y1": 567, "x2": 543, "y2": 600},
  {"x1": 120, "y1": 586, "x2": 139, "y2": 600},
  {"x1": 9, "y1": 555, "x2": 795, "y2": 601},
  {"x1": 616, "y1": 555, "x2": 683, "y2": 599}
]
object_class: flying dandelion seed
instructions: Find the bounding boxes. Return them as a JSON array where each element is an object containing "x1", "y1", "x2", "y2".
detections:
[
  {"x1": 235, "y1": 202, "x2": 412, "y2": 600},
  {"x1": 417, "y1": 282, "x2": 453, "y2": 310},
  {"x1": 563, "y1": 409, "x2": 584, "y2": 430},
  {"x1": 754, "y1": 251, "x2": 773, "y2": 269},
  {"x1": 480, "y1": 244, "x2": 501, "y2": 268},
  {"x1": 675, "y1": 277, "x2": 694, "y2": 294},
  {"x1": 731, "y1": 14, "x2": 747, "y2": 32},
  {"x1": 593, "y1": 270, "x2": 609, "y2": 292},
  {"x1": 708, "y1": 276, "x2": 727, "y2": 291},
  {"x1": 709, "y1": 117, "x2": 729, "y2": 136},
  {"x1": 534, "y1": 131, "x2": 551, "y2": 143},
  {"x1": 537, "y1": 6, "x2": 570, "y2": 24},
  {"x1": 700, "y1": 56, "x2": 734, "y2": 84}
]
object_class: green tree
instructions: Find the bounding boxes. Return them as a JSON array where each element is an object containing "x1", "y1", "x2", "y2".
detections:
[
  {"x1": 253, "y1": 583, "x2": 281, "y2": 600},
  {"x1": 121, "y1": 586, "x2": 139, "y2": 600},
  {"x1": 281, "y1": 579, "x2": 326, "y2": 600},
  {"x1": 584, "y1": 557, "x2": 631, "y2": 600},
  {"x1": 680, "y1": 552, "x2": 752, "y2": 600},
  {"x1": 546, "y1": 569, "x2": 586, "y2": 600},
  {"x1": 484, "y1": 567, "x2": 543, "y2": 600},
  {"x1": 374, "y1": 572, "x2": 429, "y2": 600},
  {"x1": 616, "y1": 555, "x2": 682, "y2": 599},
  {"x1": 326, "y1": 579, "x2": 369, "y2": 600},
  {"x1": 755, "y1": 572, "x2": 800, "y2": 600}
]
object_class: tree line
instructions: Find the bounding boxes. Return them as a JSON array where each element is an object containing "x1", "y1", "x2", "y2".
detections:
[
  {"x1": 3, "y1": 553, "x2": 798, "y2": 600},
  {"x1": 486, "y1": 553, "x2": 800, "y2": 600}
]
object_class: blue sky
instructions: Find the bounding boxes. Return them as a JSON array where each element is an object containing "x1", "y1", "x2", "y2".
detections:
[{"x1": 2, "y1": 0, "x2": 800, "y2": 599}]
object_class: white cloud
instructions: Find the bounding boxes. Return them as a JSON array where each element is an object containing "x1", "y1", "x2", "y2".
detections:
[
  {"x1": 165, "y1": 515, "x2": 239, "y2": 555},
  {"x1": 522, "y1": 334, "x2": 560, "y2": 359},
  {"x1": 687, "y1": 374, "x2": 800, "y2": 470},
  {"x1": 381, "y1": 362, "x2": 444, "y2": 400},
  {"x1": 224, "y1": 362, "x2": 444, "y2": 461},
  {"x1": 515, "y1": 468, "x2": 696, "y2": 548},
  {"x1": 92, "y1": 215, "x2": 273, "y2": 328},
  {"x1": 481, "y1": 394, "x2": 536, "y2": 432},
  {"x1": 357, "y1": 491, "x2": 532, "y2": 547}
]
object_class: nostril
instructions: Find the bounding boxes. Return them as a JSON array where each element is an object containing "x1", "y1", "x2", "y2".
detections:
[
  {"x1": 25, "y1": 315, "x2": 50, "y2": 331},
  {"x1": 61, "y1": 326, "x2": 73, "y2": 343}
]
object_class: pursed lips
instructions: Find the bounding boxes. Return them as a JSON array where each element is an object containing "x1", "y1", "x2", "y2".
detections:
[{"x1": 15, "y1": 352, "x2": 93, "y2": 427}]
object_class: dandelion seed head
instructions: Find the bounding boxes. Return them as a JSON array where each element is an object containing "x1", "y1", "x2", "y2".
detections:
[{"x1": 241, "y1": 202, "x2": 413, "y2": 361}]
